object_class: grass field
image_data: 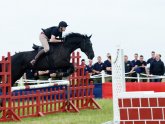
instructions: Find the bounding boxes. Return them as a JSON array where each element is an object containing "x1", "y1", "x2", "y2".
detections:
[{"x1": 3, "y1": 99, "x2": 113, "y2": 124}]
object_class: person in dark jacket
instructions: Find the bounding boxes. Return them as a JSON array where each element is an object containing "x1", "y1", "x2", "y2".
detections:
[
  {"x1": 24, "y1": 69, "x2": 38, "y2": 80},
  {"x1": 92, "y1": 56, "x2": 104, "y2": 75},
  {"x1": 147, "y1": 51, "x2": 156, "y2": 65},
  {"x1": 80, "y1": 59, "x2": 86, "y2": 75},
  {"x1": 103, "y1": 53, "x2": 112, "y2": 75},
  {"x1": 150, "y1": 54, "x2": 164, "y2": 82},
  {"x1": 131, "y1": 53, "x2": 141, "y2": 82},
  {"x1": 124, "y1": 55, "x2": 134, "y2": 82},
  {"x1": 30, "y1": 21, "x2": 68, "y2": 66},
  {"x1": 85, "y1": 59, "x2": 93, "y2": 75},
  {"x1": 131, "y1": 53, "x2": 141, "y2": 72},
  {"x1": 124, "y1": 55, "x2": 133, "y2": 73},
  {"x1": 92, "y1": 56, "x2": 103, "y2": 83},
  {"x1": 139, "y1": 55, "x2": 148, "y2": 82},
  {"x1": 139, "y1": 55, "x2": 147, "y2": 74}
]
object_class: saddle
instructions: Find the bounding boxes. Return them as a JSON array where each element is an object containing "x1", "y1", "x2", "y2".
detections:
[{"x1": 32, "y1": 44, "x2": 43, "y2": 51}]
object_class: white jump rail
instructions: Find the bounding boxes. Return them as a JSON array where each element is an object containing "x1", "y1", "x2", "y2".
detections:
[
  {"x1": 16, "y1": 78, "x2": 69, "y2": 84},
  {"x1": 12, "y1": 79, "x2": 69, "y2": 92}
]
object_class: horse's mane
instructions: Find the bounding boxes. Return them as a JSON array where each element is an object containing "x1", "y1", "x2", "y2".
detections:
[{"x1": 64, "y1": 33, "x2": 87, "y2": 42}]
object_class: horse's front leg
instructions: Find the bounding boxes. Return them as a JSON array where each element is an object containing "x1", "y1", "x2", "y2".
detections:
[
  {"x1": 56, "y1": 63, "x2": 75, "y2": 77},
  {"x1": 64, "y1": 63, "x2": 75, "y2": 77}
]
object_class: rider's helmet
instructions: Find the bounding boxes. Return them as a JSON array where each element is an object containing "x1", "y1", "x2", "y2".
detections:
[{"x1": 58, "y1": 21, "x2": 68, "y2": 27}]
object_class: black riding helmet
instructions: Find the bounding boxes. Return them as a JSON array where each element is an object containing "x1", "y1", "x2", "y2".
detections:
[{"x1": 58, "y1": 21, "x2": 68, "y2": 27}]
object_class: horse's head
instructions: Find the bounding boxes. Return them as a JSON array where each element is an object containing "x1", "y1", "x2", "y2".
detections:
[
  {"x1": 80, "y1": 35, "x2": 95, "y2": 60},
  {"x1": 64, "y1": 33, "x2": 95, "y2": 60}
]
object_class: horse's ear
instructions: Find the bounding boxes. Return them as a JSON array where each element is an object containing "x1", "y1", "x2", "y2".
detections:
[{"x1": 88, "y1": 34, "x2": 92, "y2": 39}]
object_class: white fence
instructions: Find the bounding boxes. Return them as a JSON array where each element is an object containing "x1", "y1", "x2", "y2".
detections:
[{"x1": 90, "y1": 71, "x2": 165, "y2": 83}]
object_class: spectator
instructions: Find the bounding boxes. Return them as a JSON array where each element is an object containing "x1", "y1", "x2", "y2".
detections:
[
  {"x1": 124, "y1": 55, "x2": 133, "y2": 73},
  {"x1": 49, "y1": 68, "x2": 67, "y2": 80},
  {"x1": 103, "y1": 53, "x2": 112, "y2": 75},
  {"x1": 150, "y1": 54, "x2": 164, "y2": 82},
  {"x1": 81, "y1": 59, "x2": 86, "y2": 65},
  {"x1": 80, "y1": 59, "x2": 86, "y2": 75},
  {"x1": 139, "y1": 55, "x2": 148, "y2": 82},
  {"x1": 147, "y1": 51, "x2": 156, "y2": 65},
  {"x1": 85, "y1": 59, "x2": 93, "y2": 75},
  {"x1": 92, "y1": 56, "x2": 104, "y2": 75},
  {"x1": 38, "y1": 70, "x2": 50, "y2": 80},
  {"x1": 131, "y1": 53, "x2": 141, "y2": 69},
  {"x1": 124, "y1": 55, "x2": 133, "y2": 82},
  {"x1": 131, "y1": 53, "x2": 141, "y2": 82},
  {"x1": 139, "y1": 55, "x2": 148, "y2": 74},
  {"x1": 24, "y1": 69, "x2": 38, "y2": 80},
  {"x1": 92, "y1": 56, "x2": 104, "y2": 83},
  {"x1": 147, "y1": 51, "x2": 156, "y2": 74}
]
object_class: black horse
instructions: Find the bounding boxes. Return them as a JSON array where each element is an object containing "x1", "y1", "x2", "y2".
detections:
[{"x1": 0, "y1": 33, "x2": 94, "y2": 86}]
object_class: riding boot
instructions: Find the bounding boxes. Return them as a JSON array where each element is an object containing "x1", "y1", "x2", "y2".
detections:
[{"x1": 30, "y1": 49, "x2": 45, "y2": 66}]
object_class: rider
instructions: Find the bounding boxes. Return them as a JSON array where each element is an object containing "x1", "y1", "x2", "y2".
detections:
[{"x1": 30, "y1": 21, "x2": 68, "y2": 66}]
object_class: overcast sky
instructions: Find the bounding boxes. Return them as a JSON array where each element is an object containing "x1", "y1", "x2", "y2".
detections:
[{"x1": 0, "y1": 0, "x2": 165, "y2": 63}]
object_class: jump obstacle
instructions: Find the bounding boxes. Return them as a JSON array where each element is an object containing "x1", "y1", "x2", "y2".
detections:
[
  {"x1": 108, "y1": 49, "x2": 165, "y2": 124},
  {"x1": 12, "y1": 79, "x2": 70, "y2": 92},
  {"x1": 0, "y1": 52, "x2": 101, "y2": 122}
]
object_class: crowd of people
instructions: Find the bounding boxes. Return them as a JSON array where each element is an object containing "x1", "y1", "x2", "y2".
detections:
[
  {"x1": 23, "y1": 69, "x2": 63, "y2": 82},
  {"x1": 23, "y1": 51, "x2": 165, "y2": 83},
  {"x1": 82, "y1": 51, "x2": 165, "y2": 82},
  {"x1": 124, "y1": 51, "x2": 164, "y2": 82}
]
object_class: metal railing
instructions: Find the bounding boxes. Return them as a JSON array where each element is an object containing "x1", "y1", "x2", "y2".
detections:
[{"x1": 90, "y1": 71, "x2": 165, "y2": 83}]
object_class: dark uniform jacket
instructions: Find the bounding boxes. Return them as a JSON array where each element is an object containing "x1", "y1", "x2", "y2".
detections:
[
  {"x1": 42, "y1": 26, "x2": 62, "y2": 39},
  {"x1": 150, "y1": 60, "x2": 164, "y2": 75}
]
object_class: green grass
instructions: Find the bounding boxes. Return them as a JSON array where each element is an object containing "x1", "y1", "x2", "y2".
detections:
[{"x1": 3, "y1": 99, "x2": 113, "y2": 124}]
